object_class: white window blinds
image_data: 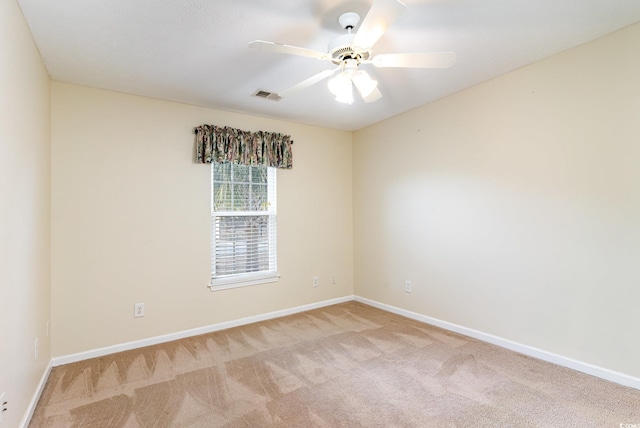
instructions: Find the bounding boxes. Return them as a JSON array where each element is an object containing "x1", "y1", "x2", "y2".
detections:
[{"x1": 210, "y1": 162, "x2": 277, "y2": 289}]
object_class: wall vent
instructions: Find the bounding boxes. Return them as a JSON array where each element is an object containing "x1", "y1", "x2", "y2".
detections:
[{"x1": 252, "y1": 89, "x2": 282, "y2": 102}]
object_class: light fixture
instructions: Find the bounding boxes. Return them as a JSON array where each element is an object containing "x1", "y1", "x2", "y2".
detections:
[
  {"x1": 327, "y1": 58, "x2": 379, "y2": 105},
  {"x1": 352, "y1": 70, "x2": 377, "y2": 98},
  {"x1": 328, "y1": 70, "x2": 354, "y2": 104}
]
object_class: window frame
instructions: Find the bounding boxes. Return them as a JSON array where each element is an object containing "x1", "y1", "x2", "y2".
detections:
[{"x1": 209, "y1": 162, "x2": 279, "y2": 291}]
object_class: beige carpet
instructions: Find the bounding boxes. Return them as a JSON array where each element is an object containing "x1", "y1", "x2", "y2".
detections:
[{"x1": 30, "y1": 302, "x2": 640, "y2": 427}]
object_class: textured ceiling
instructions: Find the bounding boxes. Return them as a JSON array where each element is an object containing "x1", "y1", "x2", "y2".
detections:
[{"x1": 17, "y1": 0, "x2": 640, "y2": 131}]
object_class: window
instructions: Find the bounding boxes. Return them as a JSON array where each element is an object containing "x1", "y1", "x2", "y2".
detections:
[{"x1": 210, "y1": 162, "x2": 278, "y2": 290}]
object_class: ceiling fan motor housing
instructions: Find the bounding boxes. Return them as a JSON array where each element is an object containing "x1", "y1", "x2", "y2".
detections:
[{"x1": 329, "y1": 12, "x2": 372, "y2": 65}]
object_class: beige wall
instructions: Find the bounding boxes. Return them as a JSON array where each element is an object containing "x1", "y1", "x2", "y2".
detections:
[
  {"x1": 0, "y1": 0, "x2": 51, "y2": 425},
  {"x1": 50, "y1": 83, "x2": 353, "y2": 357},
  {"x1": 353, "y1": 23, "x2": 640, "y2": 378}
]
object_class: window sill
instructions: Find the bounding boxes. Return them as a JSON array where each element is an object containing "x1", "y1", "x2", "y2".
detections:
[{"x1": 209, "y1": 272, "x2": 280, "y2": 291}]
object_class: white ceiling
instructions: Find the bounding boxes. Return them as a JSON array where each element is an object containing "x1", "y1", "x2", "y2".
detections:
[{"x1": 17, "y1": 0, "x2": 640, "y2": 131}]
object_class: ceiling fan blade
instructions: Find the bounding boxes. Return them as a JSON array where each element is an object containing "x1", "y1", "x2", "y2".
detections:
[
  {"x1": 248, "y1": 40, "x2": 329, "y2": 60},
  {"x1": 352, "y1": 0, "x2": 406, "y2": 50},
  {"x1": 371, "y1": 52, "x2": 457, "y2": 68},
  {"x1": 279, "y1": 68, "x2": 339, "y2": 97}
]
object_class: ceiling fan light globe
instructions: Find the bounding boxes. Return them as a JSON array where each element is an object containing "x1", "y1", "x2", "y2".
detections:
[
  {"x1": 335, "y1": 88, "x2": 354, "y2": 105},
  {"x1": 328, "y1": 72, "x2": 351, "y2": 96},
  {"x1": 352, "y1": 70, "x2": 378, "y2": 98}
]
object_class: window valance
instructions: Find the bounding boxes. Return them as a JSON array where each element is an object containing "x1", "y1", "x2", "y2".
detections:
[{"x1": 195, "y1": 124, "x2": 293, "y2": 169}]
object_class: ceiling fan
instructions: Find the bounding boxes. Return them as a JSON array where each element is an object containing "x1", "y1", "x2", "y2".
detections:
[{"x1": 248, "y1": 0, "x2": 456, "y2": 104}]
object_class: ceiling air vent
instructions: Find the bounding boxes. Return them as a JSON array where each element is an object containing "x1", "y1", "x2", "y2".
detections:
[{"x1": 252, "y1": 89, "x2": 281, "y2": 102}]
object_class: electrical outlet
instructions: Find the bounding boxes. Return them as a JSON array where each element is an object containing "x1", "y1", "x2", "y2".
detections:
[
  {"x1": 405, "y1": 280, "x2": 412, "y2": 293},
  {"x1": 134, "y1": 303, "x2": 145, "y2": 318},
  {"x1": 313, "y1": 276, "x2": 319, "y2": 287},
  {"x1": 0, "y1": 391, "x2": 6, "y2": 423},
  {"x1": 34, "y1": 338, "x2": 39, "y2": 360},
  {"x1": 331, "y1": 275, "x2": 336, "y2": 284}
]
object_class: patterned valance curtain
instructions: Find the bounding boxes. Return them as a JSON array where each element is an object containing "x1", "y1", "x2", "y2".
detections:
[{"x1": 195, "y1": 124, "x2": 293, "y2": 169}]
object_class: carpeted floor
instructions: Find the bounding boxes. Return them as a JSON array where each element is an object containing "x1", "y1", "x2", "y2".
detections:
[{"x1": 30, "y1": 302, "x2": 640, "y2": 427}]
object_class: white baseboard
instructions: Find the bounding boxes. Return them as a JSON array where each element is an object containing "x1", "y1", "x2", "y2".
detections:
[
  {"x1": 20, "y1": 359, "x2": 52, "y2": 428},
  {"x1": 354, "y1": 296, "x2": 640, "y2": 391},
  {"x1": 48, "y1": 293, "x2": 640, "y2": 389},
  {"x1": 28, "y1": 293, "x2": 639, "y2": 428},
  {"x1": 52, "y1": 295, "x2": 354, "y2": 367}
]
